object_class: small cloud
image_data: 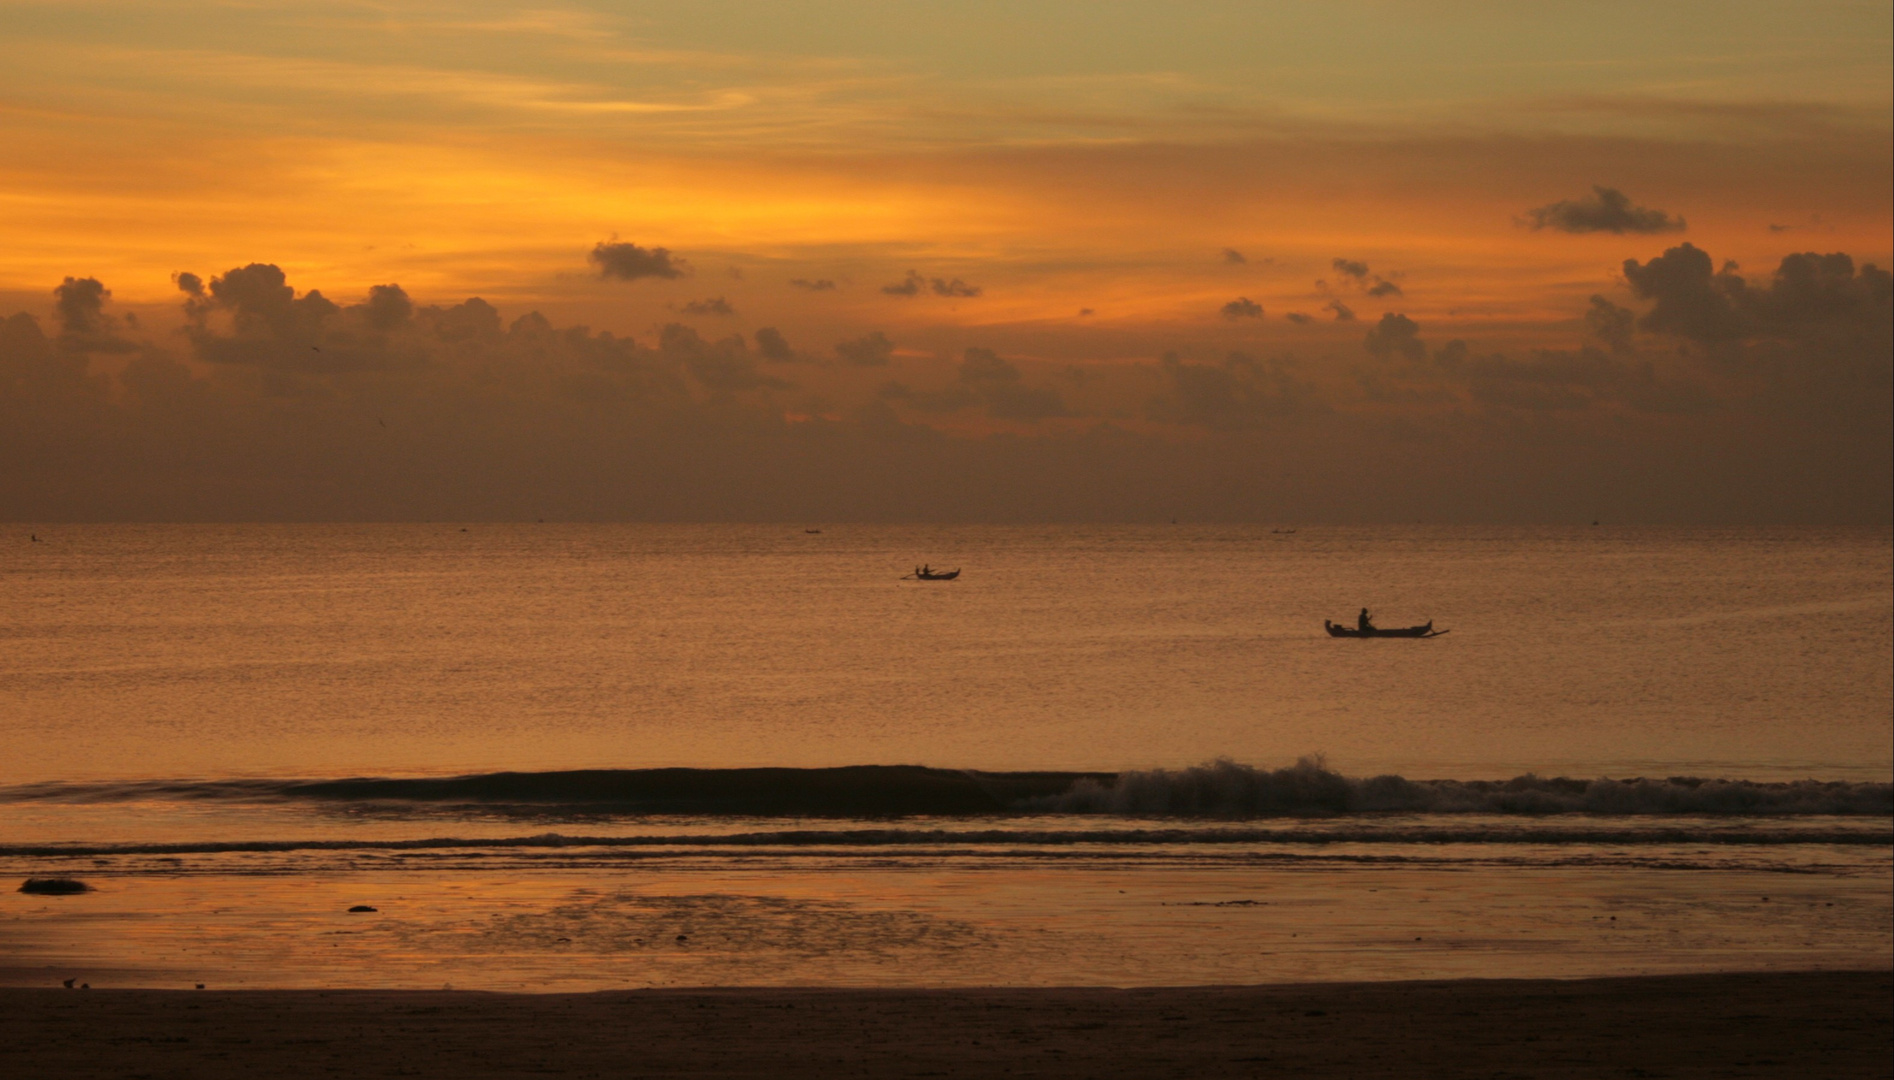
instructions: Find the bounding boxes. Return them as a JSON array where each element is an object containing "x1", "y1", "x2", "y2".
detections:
[
  {"x1": 590, "y1": 241, "x2": 687, "y2": 281},
  {"x1": 882, "y1": 271, "x2": 924, "y2": 296},
  {"x1": 174, "y1": 271, "x2": 204, "y2": 296},
  {"x1": 1220, "y1": 297, "x2": 1264, "y2": 320},
  {"x1": 1222, "y1": 248, "x2": 1247, "y2": 264},
  {"x1": 54, "y1": 276, "x2": 112, "y2": 336},
  {"x1": 835, "y1": 330, "x2": 896, "y2": 366},
  {"x1": 1331, "y1": 258, "x2": 1370, "y2": 280},
  {"x1": 930, "y1": 277, "x2": 982, "y2": 298},
  {"x1": 677, "y1": 297, "x2": 736, "y2": 316},
  {"x1": 1326, "y1": 300, "x2": 1356, "y2": 321},
  {"x1": 1366, "y1": 279, "x2": 1403, "y2": 298},
  {"x1": 789, "y1": 278, "x2": 837, "y2": 291},
  {"x1": 1524, "y1": 186, "x2": 1685, "y2": 235},
  {"x1": 1077, "y1": 308, "x2": 1094, "y2": 317},
  {"x1": 754, "y1": 326, "x2": 795, "y2": 362},
  {"x1": 1284, "y1": 312, "x2": 1312, "y2": 325},
  {"x1": 1363, "y1": 313, "x2": 1426, "y2": 362}
]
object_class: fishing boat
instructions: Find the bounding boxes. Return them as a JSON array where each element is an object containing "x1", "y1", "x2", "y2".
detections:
[
  {"x1": 909, "y1": 568, "x2": 961, "y2": 581},
  {"x1": 1324, "y1": 619, "x2": 1445, "y2": 638}
]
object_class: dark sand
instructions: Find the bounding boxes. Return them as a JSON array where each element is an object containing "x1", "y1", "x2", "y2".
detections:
[{"x1": 2, "y1": 970, "x2": 1887, "y2": 1078}]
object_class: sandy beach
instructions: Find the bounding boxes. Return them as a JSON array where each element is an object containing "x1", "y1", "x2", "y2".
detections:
[{"x1": 3, "y1": 970, "x2": 1887, "y2": 1078}]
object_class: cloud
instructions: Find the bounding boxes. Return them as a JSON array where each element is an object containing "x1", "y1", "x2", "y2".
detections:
[
  {"x1": 1363, "y1": 313, "x2": 1425, "y2": 362},
  {"x1": 1331, "y1": 259, "x2": 1370, "y2": 280},
  {"x1": 1525, "y1": 186, "x2": 1685, "y2": 234},
  {"x1": 362, "y1": 284, "x2": 413, "y2": 331},
  {"x1": 1220, "y1": 297, "x2": 1263, "y2": 320},
  {"x1": 882, "y1": 271, "x2": 982, "y2": 297},
  {"x1": 1620, "y1": 243, "x2": 1744, "y2": 343},
  {"x1": 422, "y1": 297, "x2": 503, "y2": 342},
  {"x1": 958, "y1": 346, "x2": 1066, "y2": 419},
  {"x1": 882, "y1": 270, "x2": 924, "y2": 296},
  {"x1": 589, "y1": 241, "x2": 687, "y2": 281},
  {"x1": 789, "y1": 278, "x2": 837, "y2": 291},
  {"x1": 1148, "y1": 351, "x2": 1321, "y2": 430},
  {"x1": 754, "y1": 326, "x2": 796, "y2": 362},
  {"x1": 1284, "y1": 312, "x2": 1313, "y2": 325},
  {"x1": 1222, "y1": 248, "x2": 1247, "y2": 264},
  {"x1": 1442, "y1": 344, "x2": 1715, "y2": 415},
  {"x1": 930, "y1": 277, "x2": 982, "y2": 298},
  {"x1": 1585, "y1": 295, "x2": 1636, "y2": 353},
  {"x1": 657, "y1": 322, "x2": 781, "y2": 392},
  {"x1": 1366, "y1": 279, "x2": 1403, "y2": 298},
  {"x1": 1326, "y1": 300, "x2": 1356, "y2": 321},
  {"x1": 677, "y1": 296, "x2": 736, "y2": 316},
  {"x1": 53, "y1": 277, "x2": 111, "y2": 337},
  {"x1": 835, "y1": 330, "x2": 896, "y2": 366}
]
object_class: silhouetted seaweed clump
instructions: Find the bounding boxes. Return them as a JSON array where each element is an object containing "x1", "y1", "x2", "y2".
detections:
[{"x1": 20, "y1": 878, "x2": 90, "y2": 895}]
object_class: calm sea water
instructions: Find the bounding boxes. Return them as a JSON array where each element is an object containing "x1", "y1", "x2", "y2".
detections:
[{"x1": 2, "y1": 524, "x2": 1888, "y2": 989}]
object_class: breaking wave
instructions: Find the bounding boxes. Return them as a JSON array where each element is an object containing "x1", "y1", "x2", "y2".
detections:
[
  {"x1": 1028, "y1": 758, "x2": 1894, "y2": 817},
  {"x1": 2, "y1": 759, "x2": 1887, "y2": 818}
]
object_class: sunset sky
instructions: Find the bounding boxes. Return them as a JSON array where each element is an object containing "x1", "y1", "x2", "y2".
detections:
[{"x1": 2, "y1": 1, "x2": 1889, "y2": 521}]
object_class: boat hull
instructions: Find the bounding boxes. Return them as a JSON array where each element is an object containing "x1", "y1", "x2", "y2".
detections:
[{"x1": 1324, "y1": 620, "x2": 1440, "y2": 638}]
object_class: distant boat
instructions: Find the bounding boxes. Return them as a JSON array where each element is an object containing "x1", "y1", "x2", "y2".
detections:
[
  {"x1": 1324, "y1": 620, "x2": 1445, "y2": 638},
  {"x1": 804, "y1": 529, "x2": 822, "y2": 534},
  {"x1": 908, "y1": 568, "x2": 961, "y2": 581}
]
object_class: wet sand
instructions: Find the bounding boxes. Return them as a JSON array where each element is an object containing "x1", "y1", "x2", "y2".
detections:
[{"x1": 1, "y1": 970, "x2": 1887, "y2": 1078}]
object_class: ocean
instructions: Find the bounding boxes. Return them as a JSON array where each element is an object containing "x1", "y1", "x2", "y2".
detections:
[{"x1": 2, "y1": 524, "x2": 1889, "y2": 990}]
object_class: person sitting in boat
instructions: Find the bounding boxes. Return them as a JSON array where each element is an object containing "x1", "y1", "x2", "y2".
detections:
[{"x1": 1358, "y1": 607, "x2": 1375, "y2": 632}]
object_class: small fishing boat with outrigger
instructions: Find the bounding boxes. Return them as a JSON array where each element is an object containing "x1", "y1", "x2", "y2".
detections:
[
  {"x1": 906, "y1": 566, "x2": 961, "y2": 581},
  {"x1": 1324, "y1": 618, "x2": 1446, "y2": 638}
]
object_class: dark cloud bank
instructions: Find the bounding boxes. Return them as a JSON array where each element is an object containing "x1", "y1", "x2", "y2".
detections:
[{"x1": 2, "y1": 250, "x2": 1887, "y2": 523}]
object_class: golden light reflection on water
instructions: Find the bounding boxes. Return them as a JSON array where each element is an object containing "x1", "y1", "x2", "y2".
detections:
[{"x1": 5, "y1": 862, "x2": 1888, "y2": 991}]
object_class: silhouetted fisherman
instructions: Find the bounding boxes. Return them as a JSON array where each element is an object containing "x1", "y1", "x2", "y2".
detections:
[{"x1": 1358, "y1": 608, "x2": 1375, "y2": 632}]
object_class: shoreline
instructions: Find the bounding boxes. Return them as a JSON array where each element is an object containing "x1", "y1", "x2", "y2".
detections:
[{"x1": 4, "y1": 969, "x2": 1887, "y2": 1078}]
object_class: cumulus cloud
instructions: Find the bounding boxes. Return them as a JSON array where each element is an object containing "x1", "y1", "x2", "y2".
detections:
[
  {"x1": 882, "y1": 271, "x2": 924, "y2": 296},
  {"x1": 1329, "y1": 259, "x2": 1402, "y2": 298},
  {"x1": 1363, "y1": 313, "x2": 1426, "y2": 362},
  {"x1": 362, "y1": 284, "x2": 413, "y2": 332},
  {"x1": 835, "y1": 330, "x2": 896, "y2": 366},
  {"x1": 658, "y1": 323, "x2": 783, "y2": 393},
  {"x1": 1148, "y1": 351, "x2": 1321, "y2": 430},
  {"x1": 1220, "y1": 297, "x2": 1263, "y2": 320},
  {"x1": 1525, "y1": 186, "x2": 1685, "y2": 235},
  {"x1": 677, "y1": 297, "x2": 736, "y2": 316},
  {"x1": 1619, "y1": 243, "x2": 1747, "y2": 343},
  {"x1": 1, "y1": 256, "x2": 1883, "y2": 525},
  {"x1": 882, "y1": 271, "x2": 982, "y2": 298},
  {"x1": 1222, "y1": 248, "x2": 1247, "y2": 264},
  {"x1": 1585, "y1": 295, "x2": 1636, "y2": 353},
  {"x1": 589, "y1": 241, "x2": 687, "y2": 281},
  {"x1": 53, "y1": 277, "x2": 110, "y2": 337},
  {"x1": 958, "y1": 347, "x2": 1066, "y2": 419},
  {"x1": 789, "y1": 278, "x2": 837, "y2": 291},
  {"x1": 930, "y1": 277, "x2": 983, "y2": 298},
  {"x1": 1436, "y1": 342, "x2": 1714, "y2": 414},
  {"x1": 1326, "y1": 300, "x2": 1356, "y2": 321},
  {"x1": 1284, "y1": 312, "x2": 1313, "y2": 325},
  {"x1": 754, "y1": 326, "x2": 796, "y2": 362}
]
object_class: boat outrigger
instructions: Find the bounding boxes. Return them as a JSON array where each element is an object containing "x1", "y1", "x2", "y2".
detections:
[{"x1": 1324, "y1": 619, "x2": 1446, "y2": 638}]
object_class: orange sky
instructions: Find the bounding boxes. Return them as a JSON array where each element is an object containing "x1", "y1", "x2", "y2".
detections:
[{"x1": 1, "y1": 1, "x2": 1889, "y2": 521}]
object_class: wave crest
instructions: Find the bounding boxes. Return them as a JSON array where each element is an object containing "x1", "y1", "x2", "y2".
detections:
[{"x1": 1031, "y1": 758, "x2": 1894, "y2": 817}]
